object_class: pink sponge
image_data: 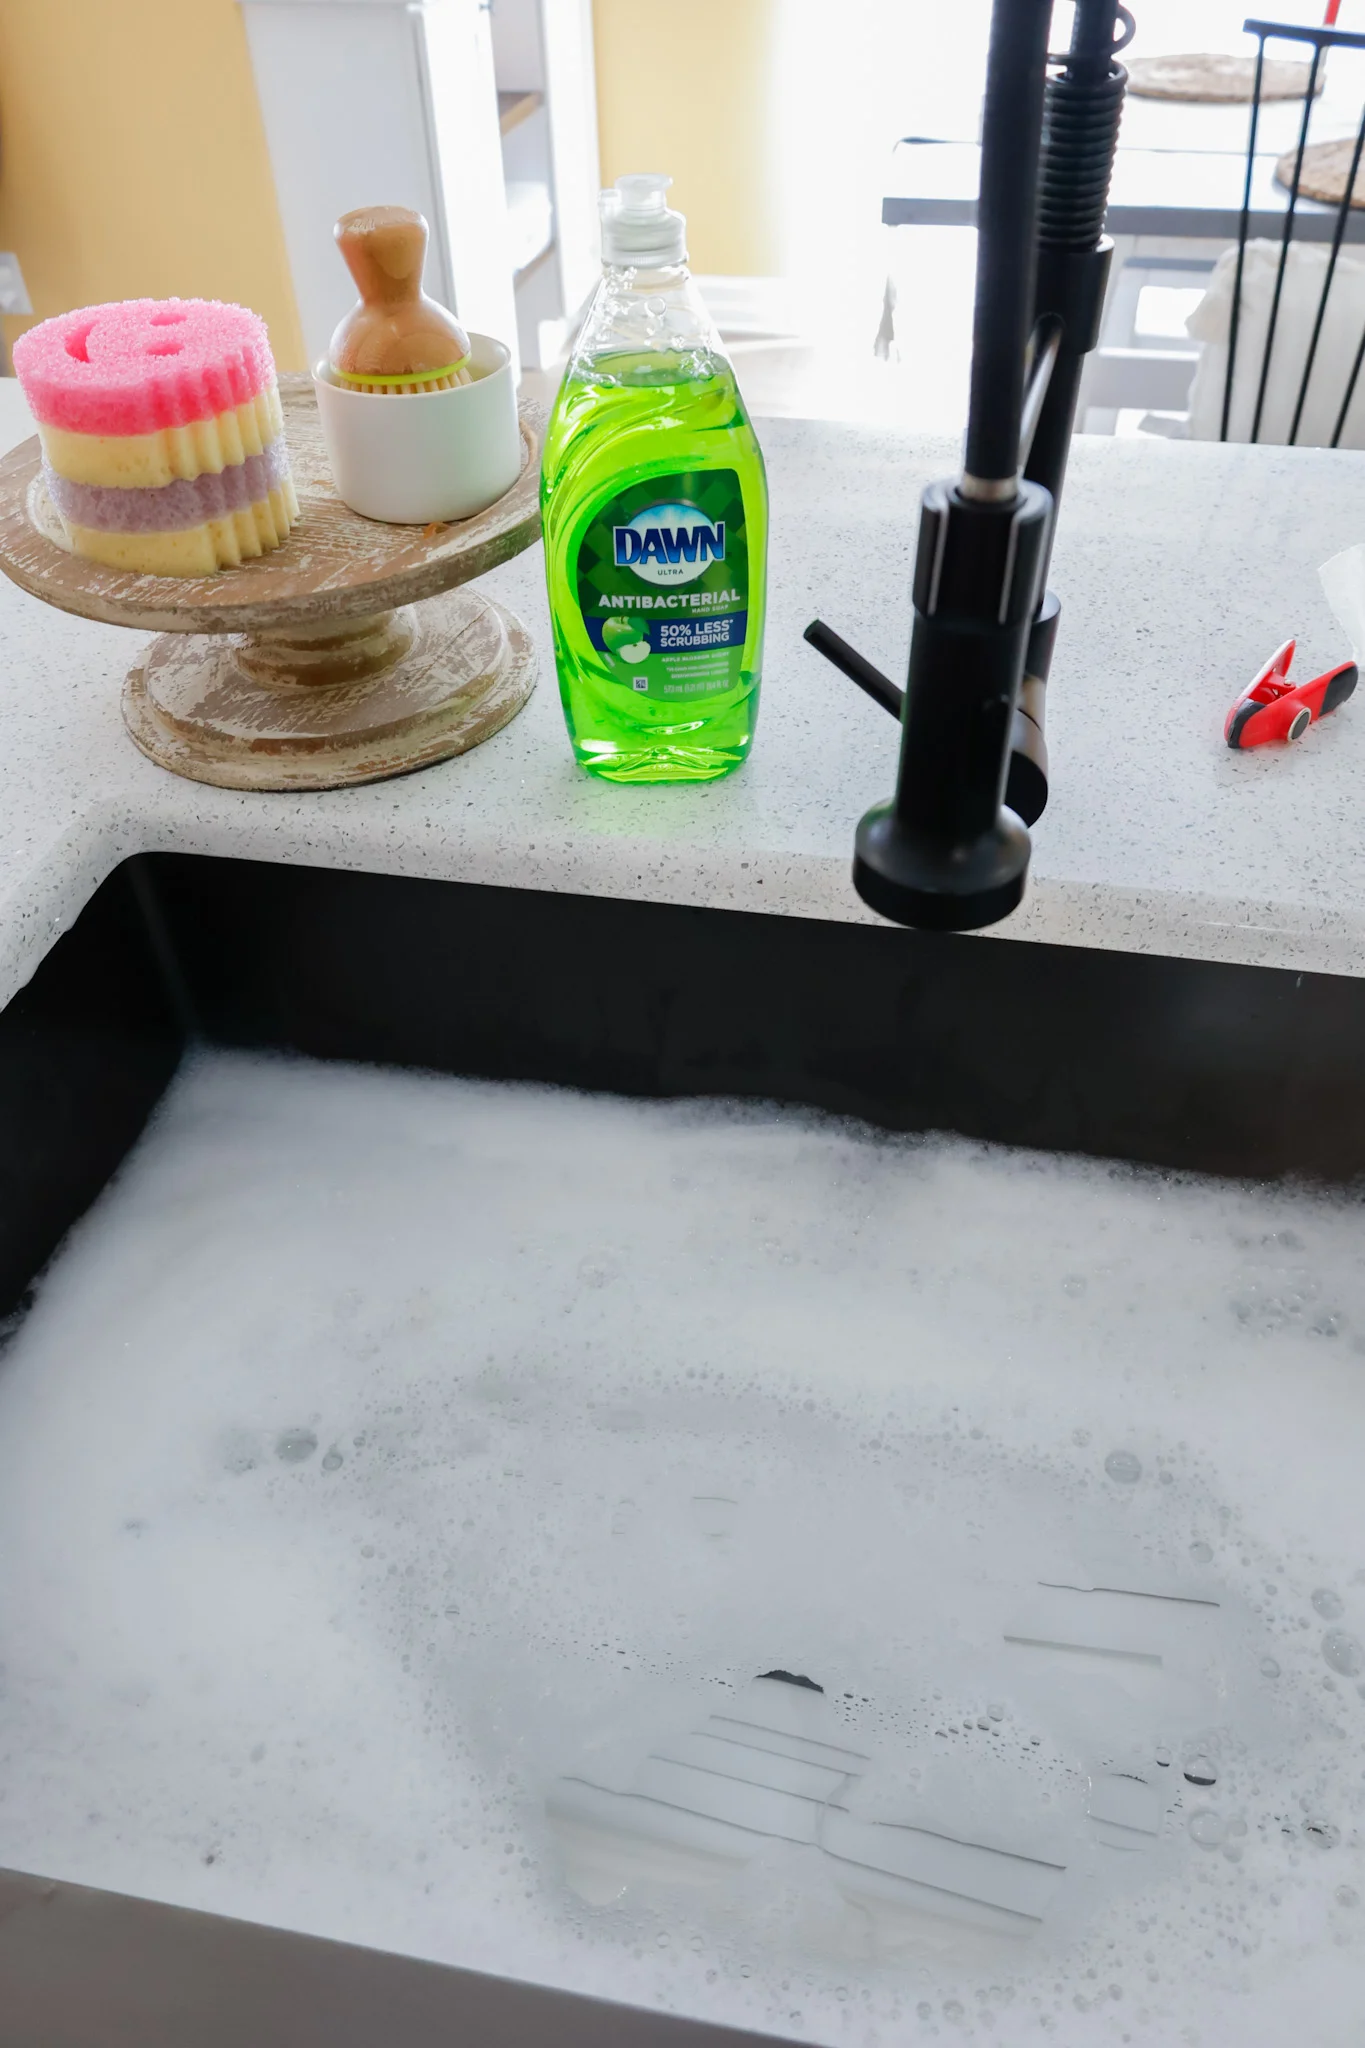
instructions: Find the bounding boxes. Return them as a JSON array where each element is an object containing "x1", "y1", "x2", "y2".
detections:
[{"x1": 13, "y1": 299, "x2": 277, "y2": 437}]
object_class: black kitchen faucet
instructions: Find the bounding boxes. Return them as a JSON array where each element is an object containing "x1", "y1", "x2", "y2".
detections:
[{"x1": 808, "y1": 0, "x2": 1132, "y2": 931}]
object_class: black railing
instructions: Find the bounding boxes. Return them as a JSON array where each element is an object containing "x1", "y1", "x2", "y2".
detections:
[{"x1": 1226, "y1": 18, "x2": 1365, "y2": 445}]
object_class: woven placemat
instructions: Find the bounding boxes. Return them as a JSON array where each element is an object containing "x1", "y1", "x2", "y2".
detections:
[
  {"x1": 1276, "y1": 135, "x2": 1365, "y2": 208},
  {"x1": 1126, "y1": 52, "x2": 1320, "y2": 102}
]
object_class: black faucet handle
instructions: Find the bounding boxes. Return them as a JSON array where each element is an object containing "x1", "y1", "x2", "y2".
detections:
[
  {"x1": 802, "y1": 621, "x2": 905, "y2": 720},
  {"x1": 805, "y1": 583, "x2": 1056, "y2": 835}
]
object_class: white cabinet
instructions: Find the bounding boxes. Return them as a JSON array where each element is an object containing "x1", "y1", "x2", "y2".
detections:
[
  {"x1": 492, "y1": 0, "x2": 600, "y2": 370},
  {"x1": 240, "y1": 0, "x2": 601, "y2": 379}
]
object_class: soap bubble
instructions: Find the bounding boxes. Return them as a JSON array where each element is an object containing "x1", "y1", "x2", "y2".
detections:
[
  {"x1": 1323, "y1": 1630, "x2": 1364, "y2": 1677},
  {"x1": 275, "y1": 1429, "x2": 317, "y2": 1464},
  {"x1": 1105, "y1": 1449, "x2": 1142, "y2": 1484},
  {"x1": 1189, "y1": 1810, "x2": 1226, "y2": 1848}
]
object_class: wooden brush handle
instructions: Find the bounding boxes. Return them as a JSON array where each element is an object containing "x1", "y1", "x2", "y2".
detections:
[
  {"x1": 330, "y1": 205, "x2": 471, "y2": 379},
  {"x1": 335, "y1": 206, "x2": 429, "y2": 307}
]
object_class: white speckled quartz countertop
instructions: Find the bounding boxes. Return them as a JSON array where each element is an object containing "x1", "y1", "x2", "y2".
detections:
[{"x1": 4, "y1": 378, "x2": 1365, "y2": 1010}]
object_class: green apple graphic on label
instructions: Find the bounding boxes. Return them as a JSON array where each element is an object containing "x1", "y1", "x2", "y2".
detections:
[{"x1": 602, "y1": 613, "x2": 650, "y2": 665}]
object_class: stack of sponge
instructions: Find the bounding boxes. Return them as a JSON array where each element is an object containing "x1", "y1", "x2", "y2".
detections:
[{"x1": 14, "y1": 298, "x2": 298, "y2": 577}]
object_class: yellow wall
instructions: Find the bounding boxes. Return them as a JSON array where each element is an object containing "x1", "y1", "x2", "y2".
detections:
[
  {"x1": 0, "y1": 0, "x2": 769, "y2": 377},
  {"x1": 591, "y1": 0, "x2": 779, "y2": 276},
  {"x1": 0, "y1": 0, "x2": 305, "y2": 370}
]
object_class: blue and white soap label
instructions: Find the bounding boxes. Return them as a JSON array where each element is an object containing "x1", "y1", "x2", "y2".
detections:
[{"x1": 577, "y1": 469, "x2": 750, "y2": 700}]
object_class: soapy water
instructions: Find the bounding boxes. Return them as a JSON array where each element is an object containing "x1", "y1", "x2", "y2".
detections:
[{"x1": 0, "y1": 1054, "x2": 1364, "y2": 2044}]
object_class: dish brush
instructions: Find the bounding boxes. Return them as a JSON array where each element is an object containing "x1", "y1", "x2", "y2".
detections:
[{"x1": 329, "y1": 205, "x2": 473, "y2": 395}]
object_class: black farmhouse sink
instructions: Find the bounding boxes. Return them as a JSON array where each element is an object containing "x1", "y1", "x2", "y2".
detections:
[{"x1": 3, "y1": 853, "x2": 1365, "y2": 2046}]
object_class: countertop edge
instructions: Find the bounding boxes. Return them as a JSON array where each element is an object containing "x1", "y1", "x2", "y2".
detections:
[{"x1": 5, "y1": 813, "x2": 1364, "y2": 1016}]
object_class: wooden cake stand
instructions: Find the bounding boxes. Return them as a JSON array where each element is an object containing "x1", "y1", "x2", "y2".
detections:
[{"x1": 0, "y1": 376, "x2": 544, "y2": 791}]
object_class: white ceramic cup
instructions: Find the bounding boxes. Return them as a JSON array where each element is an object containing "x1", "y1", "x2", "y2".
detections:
[{"x1": 312, "y1": 332, "x2": 522, "y2": 524}]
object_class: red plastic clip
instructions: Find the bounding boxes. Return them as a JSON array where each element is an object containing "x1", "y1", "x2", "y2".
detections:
[{"x1": 1225, "y1": 639, "x2": 1358, "y2": 749}]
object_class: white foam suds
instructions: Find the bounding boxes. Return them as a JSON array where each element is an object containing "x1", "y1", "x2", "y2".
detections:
[{"x1": 1, "y1": 1051, "x2": 1365, "y2": 2044}]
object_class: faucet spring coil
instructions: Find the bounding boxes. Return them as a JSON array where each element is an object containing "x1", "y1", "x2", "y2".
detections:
[{"x1": 1038, "y1": 61, "x2": 1127, "y2": 251}]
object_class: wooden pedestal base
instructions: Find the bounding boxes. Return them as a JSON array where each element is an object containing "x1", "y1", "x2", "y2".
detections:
[
  {"x1": 122, "y1": 587, "x2": 535, "y2": 792},
  {"x1": 0, "y1": 379, "x2": 546, "y2": 794}
]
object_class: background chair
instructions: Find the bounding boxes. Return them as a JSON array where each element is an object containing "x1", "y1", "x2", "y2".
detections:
[{"x1": 1185, "y1": 14, "x2": 1365, "y2": 446}]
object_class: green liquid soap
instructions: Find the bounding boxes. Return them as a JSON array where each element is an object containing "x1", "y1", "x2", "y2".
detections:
[{"x1": 541, "y1": 177, "x2": 768, "y2": 784}]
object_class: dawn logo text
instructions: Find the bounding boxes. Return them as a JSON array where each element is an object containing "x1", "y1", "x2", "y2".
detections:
[{"x1": 612, "y1": 501, "x2": 725, "y2": 586}]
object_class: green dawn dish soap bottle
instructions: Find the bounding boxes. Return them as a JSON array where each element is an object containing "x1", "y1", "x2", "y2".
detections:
[{"x1": 541, "y1": 174, "x2": 768, "y2": 782}]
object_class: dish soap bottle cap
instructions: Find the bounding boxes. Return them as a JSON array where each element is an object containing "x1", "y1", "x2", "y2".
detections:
[{"x1": 599, "y1": 174, "x2": 687, "y2": 268}]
